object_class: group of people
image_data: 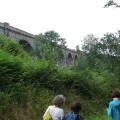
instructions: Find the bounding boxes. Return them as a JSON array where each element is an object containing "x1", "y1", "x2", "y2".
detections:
[
  {"x1": 43, "y1": 94, "x2": 83, "y2": 120},
  {"x1": 43, "y1": 89, "x2": 120, "y2": 120}
]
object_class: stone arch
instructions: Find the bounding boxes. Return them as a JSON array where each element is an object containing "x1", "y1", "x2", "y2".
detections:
[
  {"x1": 75, "y1": 55, "x2": 78, "y2": 60},
  {"x1": 19, "y1": 40, "x2": 33, "y2": 52},
  {"x1": 67, "y1": 53, "x2": 73, "y2": 65},
  {"x1": 74, "y1": 54, "x2": 78, "y2": 62}
]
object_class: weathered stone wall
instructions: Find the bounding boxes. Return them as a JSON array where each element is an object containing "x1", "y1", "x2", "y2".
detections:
[{"x1": 0, "y1": 22, "x2": 35, "y2": 49}]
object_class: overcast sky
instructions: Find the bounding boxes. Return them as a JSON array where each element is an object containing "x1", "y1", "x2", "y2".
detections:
[{"x1": 0, "y1": 0, "x2": 120, "y2": 49}]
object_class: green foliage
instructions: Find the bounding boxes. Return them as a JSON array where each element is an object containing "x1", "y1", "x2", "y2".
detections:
[
  {"x1": 34, "y1": 31, "x2": 66, "y2": 63},
  {"x1": 82, "y1": 34, "x2": 98, "y2": 53},
  {"x1": 6, "y1": 41, "x2": 22, "y2": 55},
  {"x1": 74, "y1": 54, "x2": 88, "y2": 70},
  {"x1": 0, "y1": 34, "x2": 30, "y2": 58},
  {"x1": 100, "y1": 33, "x2": 120, "y2": 56},
  {"x1": 0, "y1": 33, "x2": 120, "y2": 120},
  {"x1": 0, "y1": 50, "x2": 23, "y2": 91},
  {"x1": 104, "y1": 0, "x2": 120, "y2": 8},
  {"x1": 86, "y1": 112, "x2": 108, "y2": 120},
  {"x1": 0, "y1": 92, "x2": 10, "y2": 108},
  {"x1": 76, "y1": 32, "x2": 120, "y2": 101}
]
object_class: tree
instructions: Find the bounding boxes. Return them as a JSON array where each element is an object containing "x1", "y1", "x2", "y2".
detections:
[
  {"x1": 80, "y1": 32, "x2": 120, "y2": 69},
  {"x1": 99, "y1": 33, "x2": 120, "y2": 56},
  {"x1": 34, "y1": 33, "x2": 45, "y2": 59},
  {"x1": 82, "y1": 34, "x2": 98, "y2": 53},
  {"x1": 75, "y1": 34, "x2": 99, "y2": 68},
  {"x1": 104, "y1": 0, "x2": 120, "y2": 8},
  {"x1": 34, "y1": 31, "x2": 66, "y2": 64},
  {"x1": 43, "y1": 31, "x2": 66, "y2": 47}
]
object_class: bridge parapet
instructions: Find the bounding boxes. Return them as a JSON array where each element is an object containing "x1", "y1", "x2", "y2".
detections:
[{"x1": 0, "y1": 22, "x2": 35, "y2": 49}]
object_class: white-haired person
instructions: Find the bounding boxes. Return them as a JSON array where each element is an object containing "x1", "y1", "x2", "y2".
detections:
[{"x1": 43, "y1": 95, "x2": 65, "y2": 120}]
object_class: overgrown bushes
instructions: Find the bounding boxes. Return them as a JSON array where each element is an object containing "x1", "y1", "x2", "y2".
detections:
[{"x1": 0, "y1": 34, "x2": 119, "y2": 120}]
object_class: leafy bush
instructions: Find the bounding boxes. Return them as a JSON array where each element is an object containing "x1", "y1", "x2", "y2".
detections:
[
  {"x1": 0, "y1": 50, "x2": 23, "y2": 92},
  {"x1": 0, "y1": 34, "x2": 30, "y2": 58}
]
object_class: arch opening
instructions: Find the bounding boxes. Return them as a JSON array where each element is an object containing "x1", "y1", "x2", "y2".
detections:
[
  {"x1": 67, "y1": 53, "x2": 73, "y2": 65},
  {"x1": 19, "y1": 40, "x2": 33, "y2": 52}
]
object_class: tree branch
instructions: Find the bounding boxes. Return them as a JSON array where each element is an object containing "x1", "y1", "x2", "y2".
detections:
[{"x1": 104, "y1": 0, "x2": 120, "y2": 8}]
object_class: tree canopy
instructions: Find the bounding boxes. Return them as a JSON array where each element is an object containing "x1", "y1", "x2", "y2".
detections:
[
  {"x1": 35, "y1": 30, "x2": 66, "y2": 64},
  {"x1": 104, "y1": 0, "x2": 120, "y2": 8}
]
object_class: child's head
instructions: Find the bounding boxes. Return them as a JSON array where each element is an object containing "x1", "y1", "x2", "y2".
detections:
[
  {"x1": 112, "y1": 89, "x2": 120, "y2": 99},
  {"x1": 70, "y1": 101, "x2": 81, "y2": 114}
]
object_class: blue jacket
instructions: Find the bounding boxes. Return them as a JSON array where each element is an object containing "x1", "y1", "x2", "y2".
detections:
[
  {"x1": 107, "y1": 99, "x2": 120, "y2": 120},
  {"x1": 64, "y1": 112, "x2": 83, "y2": 120}
]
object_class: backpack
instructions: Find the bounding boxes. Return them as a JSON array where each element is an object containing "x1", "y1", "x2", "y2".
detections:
[
  {"x1": 43, "y1": 112, "x2": 52, "y2": 120},
  {"x1": 63, "y1": 112, "x2": 83, "y2": 120},
  {"x1": 64, "y1": 112, "x2": 78, "y2": 120}
]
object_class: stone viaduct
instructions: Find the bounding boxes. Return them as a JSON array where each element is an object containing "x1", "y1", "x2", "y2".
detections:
[{"x1": 0, "y1": 22, "x2": 77, "y2": 65}]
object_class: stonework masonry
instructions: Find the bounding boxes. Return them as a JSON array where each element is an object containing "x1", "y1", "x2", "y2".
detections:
[{"x1": 0, "y1": 22, "x2": 77, "y2": 65}]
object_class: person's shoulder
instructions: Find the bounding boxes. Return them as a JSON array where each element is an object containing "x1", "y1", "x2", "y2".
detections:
[
  {"x1": 64, "y1": 112, "x2": 73, "y2": 118},
  {"x1": 64, "y1": 112, "x2": 80, "y2": 120},
  {"x1": 65, "y1": 112, "x2": 72, "y2": 116},
  {"x1": 109, "y1": 100, "x2": 114, "y2": 105},
  {"x1": 65, "y1": 112, "x2": 76, "y2": 117},
  {"x1": 50, "y1": 105, "x2": 55, "y2": 107},
  {"x1": 47, "y1": 105, "x2": 55, "y2": 109},
  {"x1": 109, "y1": 100, "x2": 120, "y2": 105}
]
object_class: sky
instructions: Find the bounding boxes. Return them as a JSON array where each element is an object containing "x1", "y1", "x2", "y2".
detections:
[{"x1": 0, "y1": 0, "x2": 120, "y2": 49}]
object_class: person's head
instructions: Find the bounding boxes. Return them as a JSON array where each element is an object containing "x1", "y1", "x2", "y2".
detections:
[
  {"x1": 70, "y1": 101, "x2": 81, "y2": 114},
  {"x1": 112, "y1": 89, "x2": 120, "y2": 99},
  {"x1": 52, "y1": 95, "x2": 65, "y2": 107}
]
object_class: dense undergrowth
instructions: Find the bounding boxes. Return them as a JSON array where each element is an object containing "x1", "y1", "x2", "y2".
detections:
[{"x1": 0, "y1": 34, "x2": 119, "y2": 120}]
